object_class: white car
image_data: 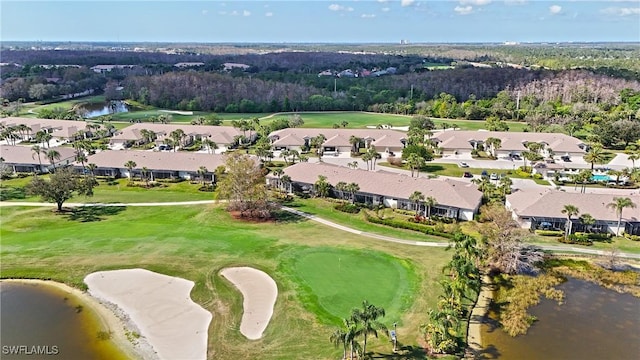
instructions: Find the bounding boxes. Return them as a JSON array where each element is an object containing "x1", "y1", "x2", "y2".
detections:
[
  {"x1": 458, "y1": 162, "x2": 469, "y2": 168},
  {"x1": 490, "y1": 173, "x2": 499, "y2": 180}
]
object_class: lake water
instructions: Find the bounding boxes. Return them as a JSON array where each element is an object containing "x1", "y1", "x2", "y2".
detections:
[
  {"x1": 0, "y1": 281, "x2": 129, "y2": 360},
  {"x1": 80, "y1": 101, "x2": 131, "y2": 118},
  {"x1": 481, "y1": 278, "x2": 640, "y2": 359}
]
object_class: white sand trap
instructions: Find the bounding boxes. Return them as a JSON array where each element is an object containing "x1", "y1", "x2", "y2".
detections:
[
  {"x1": 220, "y1": 267, "x2": 278, "y2": 340},
  {"x1": 85, "y1": 269, "x2": 212, "y2": 360}
]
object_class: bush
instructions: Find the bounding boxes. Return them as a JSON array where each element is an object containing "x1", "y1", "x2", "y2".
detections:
[
  {"x1": 535, "y1": 230, "x2": 564, "y2": 237},
  {"x1": 198, "y1": 184, "x2": 216, "y2": 192},
  {"x1": 558, "y1": 233, "x2": 593, "y2": 245},
  {"x1": 363, "y1": 212, "x2": 454, "y2": 239},
  {"x1": 387, "y1": 156, "x2": 403, "y2": 167},
  {"x1": 576, "y1": 232, "x2": 612, "y2": 242},
  {"x1": 624, "y1": 233, "x2": 640, "y2": 241},
  {"x1": 334, "y1": 203, "x2": 360, "y2": 214},
  {"x1": 0, "y1": 186, "x2": 26, "y2": 201}
]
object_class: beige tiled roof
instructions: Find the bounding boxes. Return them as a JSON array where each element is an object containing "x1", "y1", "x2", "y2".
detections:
[
  {"x1": 275, "y1": 162, "x2": 482, "y2": 210},
  {"x1": 433, "y1": 130, "x2": 586, "y2": 154},
  {"x1": 507, "y1": 189, "x2": 640, "y2": 222},
  {"x1": 268, "y1": 128, "x2": 406, "y2": 149},
  {"x1": 84, "y1": 150, "x2": 232, "y2": 173},
  {"x1": 0, "y1": 117, "x2": 89, "y2": 138},
  {"x1": 111, "y1": 124, "x2": 245, "y2": 145},
  {"x1": 1, "y1": 145, "x2": 76, "y2": 165}
]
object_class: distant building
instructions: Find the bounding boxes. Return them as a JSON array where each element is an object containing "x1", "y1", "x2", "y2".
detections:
[
  {"x1": 174, "y1": 62, "x2": 205, "y2": 68},
  {"x1": 222, "y1": 63, "x2": 250, "y2": 71},
  {"x1": 90, "y1": 65, "x2": 137, "y2": 73},
  {"x1": 1, "y1": 144, "x2": 76, "y2": 173}
]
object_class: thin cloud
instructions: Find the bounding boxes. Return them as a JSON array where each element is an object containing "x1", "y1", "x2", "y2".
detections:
[
  {"x1": 454, "y1": 5, "x2": 474, "y2": 15},
  {"x1": 201, "y1": 10, "x2": 208, "y2": 16},
  {"x1": 361, "y1": 14, "x2": 376, "y2": 18},
  {"x1": 329, "y1": 4, "x2": 354, "y2": 12},
  {"x1": 265, "y1": 12, "x2": 274, "y2": 17},
  {"x1": 460, "y1": 0, "x2": 491, "y2": 5},
  {"x1": 401, "y1": 0, "x2": 415, "y2": 7},
  {"x1": 381, "y1": 7, "x2": 390, "y2": 12},
  {"x1": 601, "y1": 7, "x2": 640, "y2": 16},
  {"x1": 549, "y1": 5, "x2": 562, "y2": 15},
  {"x1": 377, "y1": 0, "x2": 389, "y2": 3}
]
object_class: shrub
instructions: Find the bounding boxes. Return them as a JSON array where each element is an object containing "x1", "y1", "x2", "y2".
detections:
[
  {"x1": 198, "y1": 184, "x2": 216, "y2": 192},
  {"x1": 387, "y1": 156, "x2": 403, "y2": 167},
  {"x1": 0, "y1": 186, "x2": 26, "y2": 201},
  {"x1": 363, "y1": 212, "x2": 454, "y2": 239},
  {"x1": 623, "y1": 233, "x2": 640, "y2": 241},
  {"x1": 334, "y1": 203, "x2": 360, "y2": 214},
  {"x1": 535, "y1": 230, "x2": 564, "y2": 237},
  {"x1": 558, "y1": 234, "x2": 593, "y2": 245}
]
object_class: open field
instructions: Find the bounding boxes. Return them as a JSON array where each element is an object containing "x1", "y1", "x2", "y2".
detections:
[
  {"x1": 262, "y1": 111, "x2": 528, "y2": 131},
  {"x1": 0, "y1": 204, "x2": 451, "y2": 359}
]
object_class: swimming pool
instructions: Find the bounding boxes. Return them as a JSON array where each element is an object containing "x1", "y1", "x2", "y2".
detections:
[{"x1": 591, "y1": 174, "x2": 611, "y2": 182}]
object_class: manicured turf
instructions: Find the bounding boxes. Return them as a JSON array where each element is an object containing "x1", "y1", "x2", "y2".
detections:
[
  {"x1": 1, "y1": 176, "x2": 214, "y2": 203},
  {"x1": 0, "y1": 204, "x2": 450, "y2": 359},
  {"x1": 286, "y1": 247, "x2": 416, "y2": 324}
]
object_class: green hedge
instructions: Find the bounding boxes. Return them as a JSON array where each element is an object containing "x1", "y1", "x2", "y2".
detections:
[
  {"x1": 558, "y1": 234, "x2": 593, "y2": 246},
  {"x1": 334, "y1": 203, "x2": 360, "y2": 214},
  {"x1": 535, "y1": 230, "x2": 564, "y2": 237},
  {"x1": 363, "y1": 212, "x2": 455, "y2": 239},
  {"x1": 624, "y1": 233, "x2": 640, "y2": 242}
]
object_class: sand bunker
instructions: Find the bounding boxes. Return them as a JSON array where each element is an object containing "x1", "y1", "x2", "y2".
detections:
[
  {"x1": 220, "y1": 267, "x2": 278, "y2": 340},
  {"x1": 85, "y1": 269, "x2": 212, "y2": 360}
]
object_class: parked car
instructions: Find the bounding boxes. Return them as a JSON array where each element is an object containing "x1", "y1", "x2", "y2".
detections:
[
  {"x1": 481, "y1": 170, "x2": 488, "y2": 177},
  {"x1": 511, "y1": 154, "x2": 521, "y2": 160},
  {"x1": 458, "y1": 162, "x2": 469, "y2": 168},
  {"x1": 561, "y1": 155, "x2": 571, "y2": 162},
  {"x1": 490, "y1": 173, "x2": 499, "y2": 180},
  {"x1": 463, "y1": 172, "x2": 473, "y2": 178}
]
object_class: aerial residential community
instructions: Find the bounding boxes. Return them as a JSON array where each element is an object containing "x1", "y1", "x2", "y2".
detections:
[{"x1": 1, "y1": 1, "x2": 640, "y2": 360}]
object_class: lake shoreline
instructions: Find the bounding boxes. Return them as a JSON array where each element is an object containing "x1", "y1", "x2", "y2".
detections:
[
  {"x1": 1, "y1": 279, "x2": 157, "y2": 360},
  {"x1": 466, "y1": 274, "x2": 494, "y2": 358}
]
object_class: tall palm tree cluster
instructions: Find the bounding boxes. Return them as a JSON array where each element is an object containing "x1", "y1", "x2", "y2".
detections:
[
  {"x1": 471, "y1": 175, "x2": 513, "y2": 204},
  {"x1": 422, "y1": 233, "x2": 481, "y2": 355},
  {"x1": 330, "y1": 301, "x2": 388, "y2": 360}
]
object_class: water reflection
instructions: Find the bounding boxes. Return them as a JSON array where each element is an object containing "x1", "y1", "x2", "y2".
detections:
[
  {"x1": 80, "y1": 101, "x2": 130, "y2": 118},
  {"x1": 481, "y1": 278, "x2": 640, "y2": 359},
  {"x1": 0, "y1": 281, "x2": 128, "y2": 360}
]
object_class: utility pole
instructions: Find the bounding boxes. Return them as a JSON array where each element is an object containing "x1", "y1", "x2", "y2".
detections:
[
  {"x1": 334, "y1": 78, "x2": 337, "y2": 97},
  {"x1": 515, "y1": 90, "x2": 521, "y2": 120},
  {"x1": 410, "y1": 85, "x2": 413, "y2": 100}
]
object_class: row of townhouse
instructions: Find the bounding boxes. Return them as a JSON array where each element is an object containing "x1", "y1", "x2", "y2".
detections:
[
  {"x1": 268, "y1": 128, "x2": 588, "y2": 160},
  {"x1": 108, "y1": 123, "x2": 254, "y2": 152},
  {"x1": 1, "y1": 117, "x2": 93, "y2": 143},
  {"x1": 3, "y1": 140, "x2": 636, "y2": 235},
  {"x1": 268, "y1": 162, "x2": 483, "y2": 221},
  {"x1": 506, "y1": 189, "x2": 640, "y2": 236}
]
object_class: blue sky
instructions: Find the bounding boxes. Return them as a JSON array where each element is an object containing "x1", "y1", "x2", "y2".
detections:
[{"x1": 2, "y1": 1, "x2": 639, "y2": 43}]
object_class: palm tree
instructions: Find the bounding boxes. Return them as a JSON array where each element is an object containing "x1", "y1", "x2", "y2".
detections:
[
  {"x1": 607, "y1": 197, "x2": 637, "y2": 236},
  {"x1": 409, "y1": 191, "x2": 424, "y2": 215},
  {"x1": 349, "y1": 135, "x2": 362, "y2": 155},
  {"x1": 583, "y1": 145, "x2": 606, "y2": 171},
  {"x1": 406, "y1": 153, "x2": 425, "y2": 177},
  {"x1": 141, "y1": 167, "x2": 150, "y2": 187},
  {"x1": 198, "y1": 166, "x2": 208, "y2": 185},
  {"x1": 86, "y1": 163, "x2": 97, "y2": 177},
  {"x1": 344, "y1": 318, "x2": 362, "y2": 360},
  {"x1": 561, "y1": 204, "x2": 580, "y2": 239},
  {"x1": 329, "y1": 328, "x2": 348, "y2": 360},
  {"x1": 46, "y1": 149, "x2": 61, "y2": 171},
  {"x1": 366, "y1": 145, "x2": 381, "y2": 170},
  {"x1": 202, "y1": 139, "x2": 218, "y2": 154},
  {"x1": 499, "y1": 176, "x2": 513, "y2": 196},
  {"x1": 124, "y1": 160, "x2": 137, "y2": 184},
  {"x1": 314, "y1": 175, "x2": 331, "y2": 197},
  {"x1": 485, "y1": 137, "x2": 502, "y2": 158},
  {"x1": 280, "y1": 175, "x2": 292, "y2": 194},
  {"x1": 579, "y1": 213, "x2": 596, "y2": 233},
  {"x1": 425, "y1": 196, "x2": 437, "y2": 219},
  {"x1": 346, "y1": 182, "x2": 360, "y2": 203},
  {"x1": 335, "y1": 181, "x2": 348, "y2": 200},
  {"x1": 628, "y1": 151, "x2": 639, "y2": 168},
  {"x1": 280, "y1": 149, "x2": 291, "y2": 165},
  {"x1": 350, "y1": 300, "x2": 387, "y2": 358},
  {"x1": 170, "y1": 129, "x2": 185, "y2": 150},
  {"x1": 31, "y1": 145, "x2": 44, "y2": 174},
  {"x1": 607, "y1": 169, "x2": 624, "y2": 185}
]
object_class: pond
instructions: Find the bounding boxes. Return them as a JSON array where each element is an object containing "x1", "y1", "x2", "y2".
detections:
[
  {"x1": 79, "y1": 101, "x2": 131, "y2": 118},
  {"x1": 0, "y1": 281, "x2": 129, "y2": 360},
  {"x1": 481, "y1": 278, "x2": 640, "y2": 359}
]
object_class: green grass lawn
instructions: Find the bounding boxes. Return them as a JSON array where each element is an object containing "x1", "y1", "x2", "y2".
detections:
[
  {"x1": 0, "y1": 204, "x2": 450, "y2": 359},
  {"x1": 1, "y1": 176, "x2": 215, "y2": 203},
  {"x1": 290, "y1": 198, "x2": 446, "y2": 243},
  {"x1": 284, "y1": 247, "x2": 417, "y2": 325},
  {"x1": 380, "y1": 161, "x2": 548, "y2": 183}
]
